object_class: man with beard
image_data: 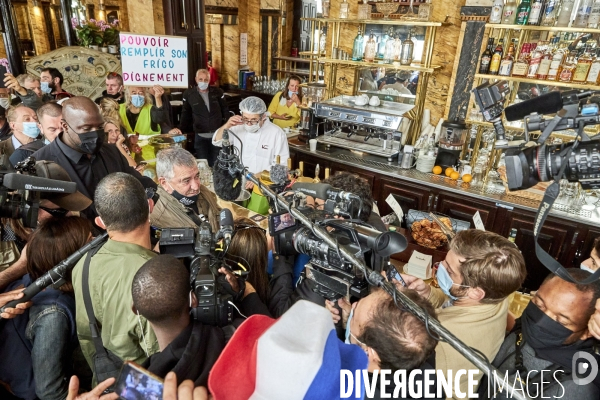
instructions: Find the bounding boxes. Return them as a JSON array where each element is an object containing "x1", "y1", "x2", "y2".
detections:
[
  {"x1": 31, "y1": 96, "x2": 156, "y2": 219},
  {"x1": 95, "y1": 72, "x2": 125, "y2": 104},
  {"x1": 39, "y1": 68, "x2": 72, "y2": 101}
]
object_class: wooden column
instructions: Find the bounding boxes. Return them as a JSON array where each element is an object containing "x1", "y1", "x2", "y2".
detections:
[{"x1": 238, "y1": 0, "x2": 260, "y2": 72}]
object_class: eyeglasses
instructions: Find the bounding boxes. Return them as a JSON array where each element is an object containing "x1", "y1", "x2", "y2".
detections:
[
  {"x1": 40, "y1": 206, "x2": 69, "y2": 217},
  {"x1": 241, "y1": 118, "x2": 262, "y2": 126}
]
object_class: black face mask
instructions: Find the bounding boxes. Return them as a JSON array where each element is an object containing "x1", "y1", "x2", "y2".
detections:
[
  {"x1": 171, "y1": 190, "x2": 199, "y2": 207},
  {"x1": 72, "y1": 128, "x2": 104, "y2": 154},
  {"x1": 521, "y1": 301, "x2": 574, "y2": 350},
  {"x1": 105, "y1": 92, "x2": 122, "y2": 100}
]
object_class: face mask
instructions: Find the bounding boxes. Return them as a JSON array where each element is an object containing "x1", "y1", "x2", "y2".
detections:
[
  {"x1": 22, "y1": 122, "x2": 40, "y2": 138},
  {"x1": 105, "y1": 92, "x2": 122, "y2": 99},
  {"x1": 131, "y1": 95, "x2": 145, "y2": 108},
  {"x1": 41, "y1": 81, "x2": 52, "y2": 94},
  {"x1": 167, "y1": 181, "x2": 199, "y2": 206},
  {"x1": 244, "y1": 122, "x2": 261, "y2": 134},
  {"x1": 0, "y1": 97, "x2": 10, "y2": 109},
  {"x1": 436, "y1": 263, "x2": 468, "y2": 301},
  {"x1": 581, "y1": 263, "x2": 596, "y2": 273},
  {"x1": 198, "y1": 82, "x2": 209, "y2": 90},
  {"x1": 288, "y1": 90, "x2": 297, "y2": 98},
  {"x1": 345, "y1": 307, "x2": 354, "y2": 344},
  {"x1": 44, "y1": 138, "x2": 50, "y2": 145},
  {"x1": 73, "y1": 128, "x2": 105, "y2": 154},
  {"x1": 521, "y1": 301, "x2": 574, "y2": 350}
]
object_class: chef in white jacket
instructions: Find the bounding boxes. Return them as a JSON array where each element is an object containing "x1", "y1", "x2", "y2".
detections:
[{"x1": 213, "y1": 96, "x2": 289, "y2": 190}]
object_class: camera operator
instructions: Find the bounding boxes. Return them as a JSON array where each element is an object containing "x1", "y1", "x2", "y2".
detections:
[
  {"x1": 151, "y1": 148, "x2": 221, "y2": 233},
  {"x1": 132, "y1": 255, "x2": 225, "y2": 386},
  {"x1": 71, "y1": 173, "x2": 159, "y2": 379},
  {"x1": 326, "y1": 288, "x2": 441, "y2": 399},
  {"x1": 399, "y1": 229, "x2": 526, "y2": 399},
  {"x1": 0, "y1": 217, "x2": 93, "y2": 400}
]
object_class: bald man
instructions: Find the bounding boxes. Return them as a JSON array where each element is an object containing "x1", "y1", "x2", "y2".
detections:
[{"x1": 31, "y1": 96, "x2": 156, "y2": 219}]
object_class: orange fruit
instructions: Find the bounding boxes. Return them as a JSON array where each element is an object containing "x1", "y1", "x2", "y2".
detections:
[
  {"x1": 445, "y1": 167, "x2": 454, "y2": 177},
  {"x1": 462, "y1": 174, "x2": 472, "y2": 183},
  {"x1": 450, "y1": 171, "x2": 460, "y2": 180},
  {"x1": 432, "y1": 166, "x2": 442, "y2": 175}
]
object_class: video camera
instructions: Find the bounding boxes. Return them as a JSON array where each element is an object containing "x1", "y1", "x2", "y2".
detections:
[{"x1": 158, "y1": 210, "x2": 244, "y2": 327}]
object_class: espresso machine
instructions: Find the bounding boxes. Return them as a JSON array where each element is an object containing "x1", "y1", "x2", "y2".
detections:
[
  {"x1": 298, "y1": 83, "x2": 327, "y2": 143},
  {"x1": 313, "y1": 95, "x2": 413, "y2": 161},
  {"x1": 435, "y1": 118, "x2": 468, "y2": 169}
]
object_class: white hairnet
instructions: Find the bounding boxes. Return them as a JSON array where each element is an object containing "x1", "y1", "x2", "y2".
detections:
[{"x1": 239, "y1": 96, "x2": 267, "y2": 115}]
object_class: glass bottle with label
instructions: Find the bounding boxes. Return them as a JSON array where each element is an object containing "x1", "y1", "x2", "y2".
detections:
[
  {"x1": 479, "y1": 38, "x2": 495, "y2": 74},
  {"x1": 547, "y1": 42, "x2": 566, "y2": 80},
  {"x1": 499, "y1": 42, "x2": 516, "y2": 75},
  {"x1": 574, "y1": 0, "x2": 593, "y2": 27},
  {"x1": 573, "y1": 48, "x2": 593, "y2": 81},
  {"x1": 558, "y1": 51, "x2": 577, "y2": 82},
  {"x1": 489, "y1": 39, "x2": 504, "y2": 75},
  {"x1": 364, "y1": 31, "x2": 377, "y2": 62},
  {"x1": 515, "y1": 0, "x2": 532, "y2": 24},
  {"x1": 589, "y1": 0, "x2": 600, "y2": 27},
  {"x1": 528, "y1": 0, "x2": 544, "y2": 25},
  {"x1": 536, "y1": 43, "x2": 553, "y2": 79},
  {"x1": 512, "y1": 43, "x2": 531, "y2": 76},
  {"x1": 503, "y1": 0, "x2": 518, "y2": 23},
  {"x1": 541, "y1": 0, "x2": 561, "y2": 25},
  {"x1": 339, "y1": 0, "x2": 349, "y2": 18},
  {"x1": 586, "y1": 49, "x2": 600, "y2": 84},
  {"x1": 527, "y1": 43, "x2": 543, "y2": 78},
  {"x1": 400, "y1": 31, "x2": 415, "y2": 65},
  {"x1": 352, "y1": 29, "x2": 364, "y2": 61},
  {"x1": 556, "y1": 0, "x2": 575, "y2": 26},
  {"x1": 490, "y1": 0, "x2": 505, "y2": 23},
  {"x1": 357, "y1": 0, "x2": 371, "y2": 20}
]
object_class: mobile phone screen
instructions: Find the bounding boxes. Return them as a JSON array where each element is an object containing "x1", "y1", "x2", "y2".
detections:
[{"x1": 114, "y1": 362, "x2": 164, "y2": 400}]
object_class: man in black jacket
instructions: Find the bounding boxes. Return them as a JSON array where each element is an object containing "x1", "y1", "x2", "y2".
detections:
[
  {"x1": 31, "y1": 96, "x2": 156, "y2": 219},
  {"x1": 180, "y1": 69, "x2": 229, "y2": 166}
]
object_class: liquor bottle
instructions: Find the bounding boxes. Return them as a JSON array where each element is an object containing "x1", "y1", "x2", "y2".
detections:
[
  {"x1": 536, "y1": 42, "x2": 553, "y2": 79},
  {"x1": 528, "y1": 0, "x2": 544, "y2": 25},
  {"x1": 512, "y1": 43, "x2": 531, "y2": 76},
  {"x1": 339, "y1": 0, "x2": 349, "y2": 18},
  {"x1": 357, "y1": 0, "x2": 371, "y2": 20},
  {"x1": 291, "y1": 41, "x2": 298, "y2": 57},
  {"x1": 490, "y1": 0, "x2": 505, "y2": 23},
  {"x1": 503, "y1": 0, "x2": 518, "y2": 23},
  {"x1": 556, "y1": 0, "x2": 575, "y2": 26},
  {"x1": 378, "y1": 28, "x2": 390, "y2": 58},
  {"x1": 527, "y1": 43, "x2": 543, "y2": 78},
  {"x1": 400, "y1": 32, "x2": 415, "y2": 65},
  {"x1": 547, "y1": 43, "x2": 566, "y2": 80},
  {"x1": 541, "y1": 0, "x2": 561, "y2": 26},
  {"x1": 479, "y1": 38, "x2": 495, "y2": 74},
  {"x1": 384, "y1": 30, "x2": 396, "y2": 63},
  {"x1": 499, "y1": 42, "x2": 516, "y2": 75},
  {"x1": 558, "y1": 51, "x2": 577, "y2": 82},
  {"x1": 515, "y1": 0, "x2": 532, "y2": 24},
  {"x1": 489, "y1": 39, "x2": 504, "y2": 75},
  {"x1": 586, "y1": 48, "x2": 600, "y2": 84},
  {"x1": 508, "y1": 228, "x2": 517, "y2": 243},
  {"x1": 573, "y1": 48, "x2": 593, "y2": 82},
  {"x1": 364, "y1": 31, "x2": 377, "y2": 62},
  {"x1": 574, "y1": 0, "x2": 593, "y2": 27},
  {"x1": 352, "y1": 29, "x2": 364, "y2": 61},
  {"x1": 589, "y1": 0, "x2": 600, "y2": 28}
]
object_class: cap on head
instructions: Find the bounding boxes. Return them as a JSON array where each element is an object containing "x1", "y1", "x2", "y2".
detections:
[{"x1": 35, "y1": 161, "x2": 92, "y2": 211}]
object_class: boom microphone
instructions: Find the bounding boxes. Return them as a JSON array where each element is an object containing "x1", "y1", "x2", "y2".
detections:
[
  {"x1": 213, "y1": 130, "x2": 243, "y2": 201},
  {"x1": 504, "y1": 90, "x2": 594, "y2": 121},
  {"x1": 270, "y1": 163, "x2": 288, "y2": 185},
  {"x1": 2, "y1": 173, "x2": 77, "y2": 193}
]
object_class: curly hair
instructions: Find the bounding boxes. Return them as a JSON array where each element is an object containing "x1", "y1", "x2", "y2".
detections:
[{"x1": 323, "y1": 172, "x2": 373, "y2": 222}]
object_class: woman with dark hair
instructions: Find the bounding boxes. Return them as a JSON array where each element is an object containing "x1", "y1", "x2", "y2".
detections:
[
  {"x1": 0, "y1": 216, "x2": 92, "y2": 400},
  {"x1": 267, "y1": 75, "x2": 303, "y2": 129},
  {"x1": 581, "y1": 236, "x2": 600, "y2": 273}
]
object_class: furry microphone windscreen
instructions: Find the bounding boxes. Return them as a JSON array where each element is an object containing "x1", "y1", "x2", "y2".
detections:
[
  {"x1": 270, "y1": 164, "x2": 288, "y2": 185},
  {"x1": 213, "y1": 166, "x2": 243, "y2": 201}
]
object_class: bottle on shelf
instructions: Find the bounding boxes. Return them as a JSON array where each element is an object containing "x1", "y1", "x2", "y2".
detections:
[
  {"x1": 378, "y1": 28, "x2": 390, "y2": 58},
  {"x1": 574, "y1": 0, "x2": 593, "y2": 27},
  {"x1": 393, "y1": 32, "x2": 403, "y2": 62},
  {"x1": 502, "y1": 0, "x2": 518, "y2": 23},
  {"x1": 587, "y1": 48, "x2": 600, "y2": 84},
  {"x1": 536, "y1": 42, "x2": 553, "y2": 79},
  {"x1": 384, "y1": 30, "x2": 396, "y2": 63},
  {"x1": 573, "y1": 47, "x2": 593, "y2": 82},
  {"x1": 479, "y1": 38, "x2": 495, "y2": 74},
  {"x1": 558, "y1": 51, "x2": 577, "y2": 82},
  {"x1": 291, "y1": 41, "x2": 298, "y2": 57},
  {"x1": 339, "y1": 0, "x2": 349, "y2": 19},
  {"x1": 364, "y1": 31, "x2": 377, "y2": 62},
  {"x1": 515, "y1": 0, "x2": 532, "y2": 24},
  {"x1": 499, "y1": 42, "x2": 516, "y2": 76},
  {"x1": 541, "y1": 0, "x2": 561, "y2": 26},
  {"x1": 490, "y1": 0, "x2": 505, "y2": 23},
  {"x1": 528, "y1": 0, "x2": 544, "y2": 25},
  {"x1": 357, "y1": 0, "x2": 371, "y2": 20},
  {"x1": 319, "y1": 28, "x2": 327, "y2": 54},
  {"x1": 418, "y1": 0, "x2": 433, "y2": 21},
  {"x1": 556, "y1": 0, "x2": 575, "y2": 26},
  {"x1": 352, "y1": 29, "x2": 364, "y2": 61},
  {"x1": 589, "y1": 0, "x2": 600, "y2": 28},
  {"x1": 489, "y1": 39, "x2": 504, "y2": 75},
  {"x1": 526, "y1": 43, "x2": 543, "y2": 78},
  {"x1": 400, "y1": 31, "x2": 415, "y2": 66},
  {"x1": 322, "y1": 0, "x2": 331, "y2": 18},
  {"x1": 512, "y1": 43, "x2": 531, "y2": 76},
  {"x1": 508, "y1": 228, "x2": 518, "y2": 243},
  {"x1": 547, "y1": 41, "x2": 566, "y2": 80}
]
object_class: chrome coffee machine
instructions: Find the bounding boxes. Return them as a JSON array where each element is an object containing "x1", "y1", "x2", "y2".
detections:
[
  {"x1": 298, "y1": 83, "x2": 328, "y2": 143},
  {"x1": 313, "y1": 95, "x2": 413, "y2": 161}
]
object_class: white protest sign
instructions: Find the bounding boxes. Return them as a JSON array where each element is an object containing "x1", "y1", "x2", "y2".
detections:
[
  {"x1": 385, "y1": 193, "x2": 404, "y2": 222},
  {"x1": 473, "y1": 211, "x2": 485, "y2": 231},
  {"x1": 120, "y1": 33, "x2": 188, "y2": 88}
]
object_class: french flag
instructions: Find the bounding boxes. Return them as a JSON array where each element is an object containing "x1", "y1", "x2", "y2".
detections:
[{"x1": 209, "y1": 300, "x2": 368, "y2": 399}]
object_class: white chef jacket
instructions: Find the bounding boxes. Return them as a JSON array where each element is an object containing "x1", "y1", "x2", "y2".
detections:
[{"x1": 212, "y1": 119, "x2": 290, "y2": 174}]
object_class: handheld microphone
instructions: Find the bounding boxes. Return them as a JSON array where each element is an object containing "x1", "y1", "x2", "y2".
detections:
[
  {"x1": 213, "y1": 129, "x2": 244, "y2": 201},
  {"x1": 2, "y1": 173, "x2": 77, "y2": 193},
  {"x1": 291, "y1": 182, "x2": 357, "y2": 202},
  {"x1": 218, "y1": 208, "x2": 234, "y2": 248},
  {"x1": 504, "y1": 90, "x2": 595, "y2": 121}
]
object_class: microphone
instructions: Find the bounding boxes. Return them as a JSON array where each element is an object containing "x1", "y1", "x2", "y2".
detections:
[
  {"x1": 218, "y1": 208, "x2": 234, "y2": 248},
  {"x1": 291, "y1": 182, "x2": 357, "y2": 202},
  {"x1": 213, "y1": 130, "x2": 243, "y2": 201},
  {"x1": 270, "y1": 163, "x2": 288, "y2": 185},
  {"x1": 504, "y1": 90, "x2": 594, "y2": 121},
  {"x1": 2, "y1": 173, "x2": 77, "y2": 193}
]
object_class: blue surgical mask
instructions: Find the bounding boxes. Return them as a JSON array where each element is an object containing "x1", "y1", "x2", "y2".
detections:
[
  {"x1": 131, "y1": 94, "x2": 145, "y2": 108},
  {"x1": 40, "y1": 81, "x2": 52, "y2": 94},
  {"x1": 436, "y1": 263, "x2": 469, "y2": 301},
  {"x1": 22, "y1": 122, "x2": 40, "y2": 138},
  {"x1": 581, "y1": 263, "x2": 595, "y2": 273},
  {"x1": 288, "y1": 91, "x2": 297, "y2": 98},
  {"x1": 345, "y1": 307, "x2": 354, "y2": 344},
  {"x1": 44, "y1": 138, "x2": 51, "y2": 145},
  {"x1": 198, "y1": 82, "x2": 209, "y2": 90}
]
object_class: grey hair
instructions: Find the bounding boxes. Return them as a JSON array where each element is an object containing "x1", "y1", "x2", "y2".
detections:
[
  {"x1": 16, "y1": 73, "x2": 39, "y2": 86},
  {"x1": 196, "y1": 68, "x2": 210, "y2": 77},
  {"x1": 95, "y1": 172, "x2": 148, "y2": 232},
  {"x1": 156, "y1": 148, "x2": 197, "y2": 181}
]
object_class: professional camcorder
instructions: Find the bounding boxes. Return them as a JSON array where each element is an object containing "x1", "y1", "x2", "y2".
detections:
[{"x1": 159, "y1": 209, "x2": 245, "y2": 327}]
